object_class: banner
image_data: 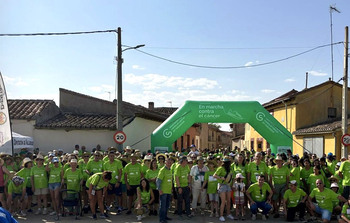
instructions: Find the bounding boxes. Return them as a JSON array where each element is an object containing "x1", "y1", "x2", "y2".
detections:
[{"x1": 0, "y1": 72, "x2": 13, "y2": 155}]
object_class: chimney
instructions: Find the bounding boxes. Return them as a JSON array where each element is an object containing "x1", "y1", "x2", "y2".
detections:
[{"x1": 148, "y1": 102, "x2": 154, "y2": 110}]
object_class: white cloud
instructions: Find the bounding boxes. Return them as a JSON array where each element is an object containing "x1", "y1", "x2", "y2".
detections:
[
  {"x1": 245, "y1": 61, "x2": 254, "y2": 67},
  {"x1": 285, "y1": 78, "x2": 296, "y2": 82},
  {"x1": 261, "y1": 89, "x2": 276, "y2": 93},
  {"x1": 132, "y1": 65, "x2": 145, "y2": 70},
  {"x1": 124, "y1": 73, "x2": 218, "y2": 91},
  {"x1": 3, "y1": 75, "x2": 29, "y2": 86},
  {"x1": 308, "y1": 70, "x2": 328, "y2": 77}
]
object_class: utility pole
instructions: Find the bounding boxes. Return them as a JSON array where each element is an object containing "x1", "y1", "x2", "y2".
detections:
[
  {"x1": 342, "y1": 26, "x2": 349, "y2": 158},
  {"x1": 116, "y1": 27, "x2": 123, "y2": 152},
  {"x1": 330, "y1": 5, "x2": 341, "y2": 81}
]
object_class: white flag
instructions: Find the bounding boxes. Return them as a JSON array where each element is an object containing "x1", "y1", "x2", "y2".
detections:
[{"x1": 0, "y1": 72, "x2": 13, "y2": 155}]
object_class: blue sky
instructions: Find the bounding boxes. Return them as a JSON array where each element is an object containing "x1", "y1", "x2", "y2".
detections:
[{"x1": 0, "y1": 1, "x2": 349, "y2": 131}]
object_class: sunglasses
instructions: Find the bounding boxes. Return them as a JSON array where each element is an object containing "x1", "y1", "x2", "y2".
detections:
[{"x1": 256, "y1": 166, "x2": 259, "y2": 171}]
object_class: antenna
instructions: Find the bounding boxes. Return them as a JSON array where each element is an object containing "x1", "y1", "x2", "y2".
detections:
[
  {"x1": 105, "y1": 91, "x2": 111, "y2": 101},
  {"x1": 330, "y1": 4, "x2": 341, "y2": 81},
  {"x1": 167, "y1": 101, "x2": 172, "y2": 107}
]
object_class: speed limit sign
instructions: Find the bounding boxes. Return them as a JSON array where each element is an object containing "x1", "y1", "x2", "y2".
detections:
[
  {"x1": 341, "y1": 134, "x2": 350, "y2": 146},
  {"x1": 114, "y1": 131, "x2": 127, "y2": 144}
]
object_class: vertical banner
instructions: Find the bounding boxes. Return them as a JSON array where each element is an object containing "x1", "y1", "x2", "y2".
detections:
[{"x1": 0, "y1": 72, "x2": 13, "y2": 155}]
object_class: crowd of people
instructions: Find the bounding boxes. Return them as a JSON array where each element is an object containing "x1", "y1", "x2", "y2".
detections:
[{"x1": 1, "y1": 144, "x2": 350, "y2": 223}]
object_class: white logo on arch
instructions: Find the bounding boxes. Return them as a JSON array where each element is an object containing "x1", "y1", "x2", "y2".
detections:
[
  {"x1": 256, "y1": 112, "x2": 265, "y2": 121},
  {"x1": 163, "y1": 129, "x2": 173, "y2": 138}
]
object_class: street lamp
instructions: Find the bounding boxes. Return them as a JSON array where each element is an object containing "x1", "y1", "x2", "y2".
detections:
[{"x1": 116, "y1": 27, "x2": 145, "y2": 152}]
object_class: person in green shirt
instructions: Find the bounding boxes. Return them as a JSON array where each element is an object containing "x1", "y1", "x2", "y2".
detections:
[
  {"x1": 307, "y1": 165, "x2": 325, "y2": 193},
  {"x1": 30, "y1": 154, "x2": 49, "y2": 215},
  {"x1": 246, "y1": 174, "x2": 273, "y2": 221},
  {"x1": 203, "y1": 160, "x2": 219, "y2": 218},
  {"x1": 145, "y1": 158, "x2": 159, "y2": 216},
  {"x1": 15, "y1": 157, "x2": 33, "y2": 212},
  {"x1": 135, "y1": 178, "x2": 155, "y2": 221},
  {"x1": 213, "y1": 156, "x2": 234, "y2": 222},
  {"x1": 124, "y1": 153, "x2": 143, "y2": 215},
  {"x1": 7, "y1": 176, "x2": 26, "y2": 216},
  {"x1": 308, "y1": 179, "x2": 347, "y2": 223},
  {"x1": 282, "y1": 180, "x2": 307, "y2": 222},
  {"x1": 269, "y1": 155, "x2": 290, "y2": 218},
  {"x1": 156, "y1": 154, "x2": 166, "y2": 169},
  {"x1": 85, "y1": 151, "x2": 104, "y2": 176},
  {"x1": 174, "y1": 156, "x2": 191, "y2": 219},
  {"x1": 300, "y1": 158, "x2": 313, "y2": 194},
  {"x1": 46, "y1": 157, "x2": 62, "y2": 216},
  {"x1": 86, "y1": 171, "x2": 112, "y2": 220},
  {"x1": 339, "y1": 154, "x2": 350, "y2": 200},
  {"x1": 340, "y1": 199, "x2": 350, "y2": 223},
  {"x1": 156, "y1": 157, "x2": 173, "y2": 223},
  {"x1": 247, "y1": 152, "x2": 269, "y2": 186}
]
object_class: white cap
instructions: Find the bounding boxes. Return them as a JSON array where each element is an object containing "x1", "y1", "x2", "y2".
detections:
[
  {"x1": 73, "y1": 150, "x2": 79, "y2": 155},
  {"x1": 290, "y1": 180, "x2": 297, "y2": 185},
  {"x1": 144, "y1": 155, "x2": 152, "y2": 160},
  {"x1": 70, "y1": 159, "x2": 78, "y2": 163},
  {"x1": 330, "y1": 182, "x2": 339, "y2": 188},
  {"x1": 236, "y1": 173, "x2": 245, "y2": 179}
]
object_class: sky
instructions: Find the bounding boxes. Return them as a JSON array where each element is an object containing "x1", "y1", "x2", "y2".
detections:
[{"x1": 0, "y1": 0, "x2": 349, "y2": 131}]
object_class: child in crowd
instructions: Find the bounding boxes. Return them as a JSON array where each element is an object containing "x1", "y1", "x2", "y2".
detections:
[{"x1": 232, "y1": 173, "x2": 245, "y2": 220}]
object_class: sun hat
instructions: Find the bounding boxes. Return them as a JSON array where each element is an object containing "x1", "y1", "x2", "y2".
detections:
[
  {"x1": 156, "y1": 153, "x2": 166, "y2": 161},
  {"x1": 290, "y1": 180, "x2": 297, "y2": 185},
  {"x1": 35, "y1": 154, "x2": 44, "y2": 161},
  {"x1": 144, "y1": 155, "x2": 152, "y2": 161},
  {"x1": 70, "y1": 159, "x2": 78, "y2": 163},
  {"x1": 22, "y1": 157, "x2": 32, "y2": 167},
  {"x1": 275, "y1": 155, "x2": 283, "y2": 161}
]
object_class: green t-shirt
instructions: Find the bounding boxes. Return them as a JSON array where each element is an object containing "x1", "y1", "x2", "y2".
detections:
[
  {"x1": 307, "y1": 174, "x2": 324, "y2": 192},
  {"x1": 341, "y1": 203, "x2": 350, "y2": 219},
  {"x1": 145, "y1": 169, "x2": 159, "y2": 189},
  {"x1": 30, "y1": 165, "x2": 48, "y2": 189},
  {"x1": 247, "y1": 182, "x2": 271, "y2": 202},
  {"x1": 174, "y1": 164, "x2": 190, "y2": 187},
  {"x1": 138, "y1": 187, "x2": 151, "y2": 204},
  {"x1": 157, "y1": 166, "x2": 172, "y2": 194},
  {"x1": 78, "y1": 160, "x2": 89, "y2": 181},
  {"x1": 64, "y1": 168, "x2": 82, "y2": 192},
  {"x1": 289, "y1": 167, "x2": 301, "y2": 187},
  {"x1": 141, "y1": 164, "x2": 150, "y2": 175},
  {"x1": 270, "y1": 165, "x2": 290, "y2": 185},
  {"x1": 232, "y1": 164, "x2": 247, "y2": 184},
  {"x1": 340, "y1": 161, "x2": 350, "y2": 186},
  {"x1": 309, "y1": 187, "x2": 339, "y2": 212},
  {"x1": 214, "y1": 166, "x2": 232, "y2": 184},
  {"x1": 16, "y1": 168, "x2": 32, "y2": 187},
  {"x1": 283, "y1": 188, "x2": 306, "y2": 208},
  {"x1": 124, "y1": 163, "x2": 142, "y2": 186},
  {"x1": 204, "y1": 170, "x2": 218, "y2": 194},
  {"x1": 49, "y1": 165, "x2": 62, "y2": 184},
  {"x1": 247, "y1": 162, "x2": 268, "y2": 183},
  {"x1": 86, "y1": 173, "x2": 109, "y2": 190},
  {"x1": 8, "y1": 180, "x2": 26, "y2": 194},
  {"x1": 86, "y1": 160, "x2": 103, "y2": 175},
  {"x1": 103, "y1": 160, "x2": 122, "y2": 184}
]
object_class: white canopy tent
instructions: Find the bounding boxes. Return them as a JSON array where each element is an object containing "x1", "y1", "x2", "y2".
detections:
[{"x1": 0, "y1": 132, "x2": 34, "y2": 155}]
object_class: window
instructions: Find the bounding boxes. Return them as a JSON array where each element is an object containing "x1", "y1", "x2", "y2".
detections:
[
  {"x1": 303, "y1": 137, "x2": 323, "y2": 158},
  {"x1": 328, "y1": 107, "x2": 336, "y2": 119}
]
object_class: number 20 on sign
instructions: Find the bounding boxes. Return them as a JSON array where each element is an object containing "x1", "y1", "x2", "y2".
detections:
[
  {"x1": 341, "y1": 134, "x2": 350, "y2": 147},
  {"x1": 114, "y1": 131, "x2": 127, "y2": 144}
]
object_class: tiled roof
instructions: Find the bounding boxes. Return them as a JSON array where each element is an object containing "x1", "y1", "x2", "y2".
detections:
[
  {"x1": 35, "y1": 113, "x2": 119, "y2": 129},
  {"x1": 263, "y1": 89, "x2": 298, "y2": 108},
  {"x1": 8, "y1": 99, "x2": 56, "y2": 120},
  {"x1": 292, "y1": 118, "x2": 350, "y2": 135},
  {"x1": 154, "y1": 107, "x2": 178, "y2": 115}
]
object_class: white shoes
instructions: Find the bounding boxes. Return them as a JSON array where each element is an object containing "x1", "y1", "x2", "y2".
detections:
[
  {"x1": 42, "y1": 208, "x2": 47, "y2": 215},
  {"x1": 35, "y1": 208, "x2": 41, "y2": 215},
  {"x1": 262, "y1": 215, "x2": 267, "y2": 220},
  {"x1": 137, "y1": 215, "x2": 142, "y2": 221},
  {"x1": 219, "y1": 216, "x2": 226, "y2": 222},
  {"x1": 49, "y1": 211, "x2": 56, "y2": 216},
  {"x1": 252, "y1": 214, "x2": 256, "y2": 220},
  {"x1": 19, "y1": 211, "x2": 27, "y2": 217},
  {"x1": 227, "y1": 214, "x2": 234, "y2": 220}
]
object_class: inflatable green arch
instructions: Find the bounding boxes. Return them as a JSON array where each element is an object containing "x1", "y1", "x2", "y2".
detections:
[{"x1": 151, "y1": 101, "x2": 292, "y2": 154}]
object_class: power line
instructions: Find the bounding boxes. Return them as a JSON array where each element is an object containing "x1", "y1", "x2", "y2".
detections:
[
  {"x1": 136, "y1": 42, "x2": 343, "y2": 69},
  {"x1": 0, "y1": 29, "x2": 116, "y2": 37}
]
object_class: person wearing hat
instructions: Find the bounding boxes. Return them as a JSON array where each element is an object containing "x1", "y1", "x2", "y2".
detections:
[
  {"x1": 308, "y1": 179, "x2": 347, "y2": 223},
  {"x1": 330, "y1": 182, "x2": 342, "y2": 217},
  {"x1": 174, "y1": 156, "x2": 191, "y2": 219},
  {"x1": 246, "y1": 174, "x2": 273, "y2": 221},
  {"x1": 203, "y1": 160, "x2": 219, "y2": 218},
  {"x1": 31, "y1": 154, "x2": 49, "y2": 215},
  {"x1": 282, "y1": 180, "x2": 307, "y2": 222},
  {"x1": 46, "y1": 157, "x2": 62, "y2": 216},
  {"x1": 213, "y1": 156, "x2": 234, "y2": 222},
  {"x1": 326, "y1": 152, "x2": 337, "y2": 175},
  {"x1": 85, "y1": 151, "x2": 103, "y2": 177},
  {"x1": 16, "y1": 157, "x2": 33, "y2": 212},
  {"x1": 233, "y1": 173, "x2": 246, "y2": 220},
  {"x1": 247, "y1": 152, "x2": 269, "y2": 186},
  {"x1": 156, "y1": 153, "x2": 166, "y2": 169},
  {"x1": 7, "y1": 176, "x2": 26, "y2": 216},
  {"x1": 269, "y1": 154, "x2": 290, "y2": 218},
  {"x1": 124, "y1": 153, "x2": 143, "y2": 215},
  {"x1": 142, "y1": 154, "x2": 152, "y2": 175},
  {"x1": 189, "y1": 156, "x2": 208, "y2": 216},
  {"x1": 103, "y1": 149, "x2": 123, "y2": 214},
  {"x1": 4, "y1": 155, "x2": 15, "y2": 172}
]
